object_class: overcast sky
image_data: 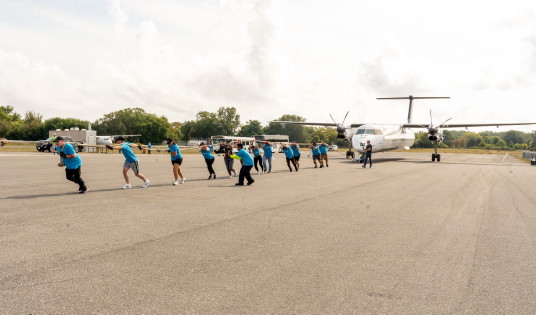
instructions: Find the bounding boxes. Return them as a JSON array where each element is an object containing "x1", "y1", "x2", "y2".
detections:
[{"x1": 1, "y1": 0, "x2": 536, "y2": 131}]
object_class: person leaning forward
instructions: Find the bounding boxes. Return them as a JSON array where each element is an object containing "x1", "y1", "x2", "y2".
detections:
[{"x1": 55, "y1": 136, "x2": 88, "y2": 194}]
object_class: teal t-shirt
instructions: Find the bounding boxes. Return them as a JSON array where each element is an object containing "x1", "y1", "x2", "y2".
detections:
[
  {"x1": 263, "y1": 144, "x2": 273, "y2": 157},
  {"x1": 201, "y1": 147, "x2": 214, "y2": 159},
  {"x1": 311, "y1": 147, "x2": 320, "y2": 155},
  {"x1": 291, "y1": 146, "x2": 300, "y2": 156},
  {"x1": 252, "y1": 148, "x2": 260, "y2": 157},
  {"x1": 283, "y1": 147, "x2": 294, "y2": 159},
  {"x1": 319, "y1": 144, "x2": 328, "y2": 154},
  {"x1": 121, "y1": 143, "x2": 138, "y2": 163},
  {"x1": 169, "y1": 144, "x2": 182, "y2": 160},
  {"x1": 57, "y1": 143, "x2": 82, "y2": 169},
  {"x1": 236, "y1": 148, "x2": 254, "y2": 166}
]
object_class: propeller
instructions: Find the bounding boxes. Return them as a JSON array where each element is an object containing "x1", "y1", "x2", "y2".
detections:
[
  {"x1": 424, "y1": 110, "x2": 452, "y2": 141},
  {"x1": 330, "y1": 111, "x2": 349, "y2": 136}
]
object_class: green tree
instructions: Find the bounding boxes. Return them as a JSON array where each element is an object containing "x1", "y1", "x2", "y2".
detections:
[
  {"x1": 180, "y1": 120, "x2": 196, "y2": 140},
  {"x1": 462, "y1": 132, "x2": 483, "y2": 147},
  {"x1": 264, "y1": 114, "x2": 307, "y2": 142},
  {"x1": 188, "y1": 111, "x2": 220, "y2": 139},
  {"x1": 0, "y1": 106, "x2": 23, "y2": 138},
  {"x1": 412, "y1": 131, "x2": 433, "y2": 148},
  {"x1": 305, "y1": 127, "x2": 338, "y2": 144},
  {"x1": 497, "y1": 139, "x2": 507, "y2": 148},
  {"x1": 503, "y1": 130, "x2": 527, "y2": 148},
  {"x1": 94, "y1": 108, "x2": 170, "y2": 143},
  {"x1": 238, "y1": 120, "x2": 264, "y2": 136},
  {"x1": 168, "y1": 122, "x2": 183, "y2": 141},
  {"x1": 41, "y1": 117, "x2": 90, "y2": 139},
  {"x1": 216, "y1": 107, "x2": 241, "y2": 135},
  {"x1": 12, "y1": 111, "x2": 44, "y2": 140}
]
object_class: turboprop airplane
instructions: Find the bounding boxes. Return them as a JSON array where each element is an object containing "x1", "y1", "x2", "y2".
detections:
[{"x1": 272, "y1": 96, "x2": 536, "y2": 162}]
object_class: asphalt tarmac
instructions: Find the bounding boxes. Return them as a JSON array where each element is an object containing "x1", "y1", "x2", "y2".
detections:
[{"x1": 1, "y1": 150, "x2": 536, "y2": 313}]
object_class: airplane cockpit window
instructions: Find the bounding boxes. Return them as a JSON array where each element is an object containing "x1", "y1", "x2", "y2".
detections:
[
  {"x1": 356, "y1": 128, "x2": 383, "y2": 135},
  {"x1": 365, "y1": 129, "x2": 376, "y2": 135},
  {"x1": 355, "y1": 129, "x2": 366, "y2": 135}
]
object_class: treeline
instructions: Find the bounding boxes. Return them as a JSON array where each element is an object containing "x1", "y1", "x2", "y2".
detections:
[
  {"x1": 2, "y1": 105, "x2": 535, "y2": 150},
  {"x1": 0, "y1": 105, "x2": 347, "y2": 145}
]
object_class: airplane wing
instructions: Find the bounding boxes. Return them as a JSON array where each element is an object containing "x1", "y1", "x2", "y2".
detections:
[
  {"x1": 403, "y1": 122, "x2": 536, "y2": 128},
  {"x1": 270, "y1": 121, "x2": 338, "y2": 127}
]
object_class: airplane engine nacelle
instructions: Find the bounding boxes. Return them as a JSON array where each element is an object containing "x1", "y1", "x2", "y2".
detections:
[
  {"x1": 428, "y1": 134, "x2": 443, "y2": 142},
  {"x1": 337, "y1": 133, "x2": 346, "y2": 139}
]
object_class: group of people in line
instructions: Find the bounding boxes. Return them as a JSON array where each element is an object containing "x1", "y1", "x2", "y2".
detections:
[{"x1": 53, "y1": 136, "x2": 347, "y2": 194}]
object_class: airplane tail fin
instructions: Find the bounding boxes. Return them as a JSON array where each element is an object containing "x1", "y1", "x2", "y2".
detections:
[{"x1": 377, "y1": 96, "x2": 450, "y2": 123}]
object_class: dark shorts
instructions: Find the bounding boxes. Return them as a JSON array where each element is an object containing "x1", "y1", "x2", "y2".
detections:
[
  {"x1": 171, "y1": 158, "x2": 183, "y2": 166},
  {"x1": 313, "y1": 154, "x2": 321, "y2": 161},
  {"x1": 294, "y1": 155, "x2": 300, "y2": 161}
]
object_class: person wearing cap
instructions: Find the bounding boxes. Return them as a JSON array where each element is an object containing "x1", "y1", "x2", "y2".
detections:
[
  {"x1": 199, "y1": 142, "x2": 216, "y2": 179},
  {"x1": 107, "y1": 136, "x2": 150, "y2": 189},
  {"x1": 147, "y1": 141, "x2": 152, "y2": 154},
  {"x1": 223, "y1": 139, "x2": 237, "y2": 178},
  {"x1": 231, "y1": 142, "x2": 254, "y2": 186},
  {"x1": 290, "y1": 142, "x2": 301, "y2": 170},
  {"x1": 167, "y1": 138, "x2": 185, "y2": 185},
  {"x1": 362, "y1": 140, "x2": 373, "y2": 168},
  {"x1": 55, "y1": 136, "x2": 88, "y2": 194}
]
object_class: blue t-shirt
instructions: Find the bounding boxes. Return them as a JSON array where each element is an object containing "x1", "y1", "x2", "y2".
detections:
[
  {"x1": 252, "y1": 148, "x2": 260, "y2": 157},
  {"x1": 169, "y1": 144, "x2": 182, "y2": 160},
  {"x1": 201, "y1": 147, "x2": 214, "y2": 159},
  {"x1": 291, "y1": 146, "x2": 300, "y2": 156},
  {"x1": 236, "y1": 148, "x2": 254, "y2": 166},
  {"x1": 319, "y1": 144, "x2": 328, "y2": 154},
  {"x1": 311, "y1": 146, "x2": 320, "y2": 155},
  {"x1": 263, "y1": 144, "x2": 273, "y2": 157},
  {"x1": 121, "y1": 142, "x2": 138, "y2": 163},
  {"x1": 57, "y1": 143, "x2": 82, "y2": 169},
  {"x1": 283, "y1": 147, "x2": 294, "y2": 159}
]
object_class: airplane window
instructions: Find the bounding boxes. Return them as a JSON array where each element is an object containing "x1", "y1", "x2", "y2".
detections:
[
  {"x1": 365, "y1": 129, "x2": 376, "y2": 135},
  {"x1": 375, "y1": 129, "x2": 383, "y2": 135},
  {"x1": 355, "y1": 129, "x2": 366, "y2": 135}
]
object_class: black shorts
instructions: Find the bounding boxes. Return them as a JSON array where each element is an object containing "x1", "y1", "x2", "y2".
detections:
[
  {"x1": 294, "y1": 155, "x2": 300, "y2": 161},
  {"x1": 313, "y1": 154, "x2": 321, "y2": 161},
  {"x1": 171, "y1": 158, "x2": 183, "y2": 165}
]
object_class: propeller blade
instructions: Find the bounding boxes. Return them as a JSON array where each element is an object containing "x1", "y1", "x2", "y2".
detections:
[
  {"x1": 438, "y1": 118, "x2": 452, "y2": 127},
  {"x1": 329, "y1": 113, "x2": 337, "y2": 125},
  {"x1": 430, "y1": 109, "x2": 433, "y2": 126},
  {"x1": 341, "y1": 111, "x2": 349, "y2": 126}
]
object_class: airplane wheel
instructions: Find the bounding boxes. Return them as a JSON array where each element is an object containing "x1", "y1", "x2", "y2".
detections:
[
  {"x1": 437, "y1": 154, "x2": 441, "y2": 162},
  {"x1": 432, "y1": 154, "x2": 436, "y2": 162}
]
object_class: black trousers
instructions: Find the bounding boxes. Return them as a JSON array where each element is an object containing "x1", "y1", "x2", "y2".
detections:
[
  {"x1": 205, "y1": 158, "x2": 215, "y2": 174},
  {"x1": 286, "y1": 157, "x2": 297, "y2": 171},
  {"x1": 66, "y1": 167, "x2": 86, "y2": 190},
  {"x1": 254, "y1": 156, "x2": 263, "y2": 172},
  {"x1": 238, "y1": 165, "x2": 254, "y2": 184},
  {"x1": 224, "y1": 158, "x2": 235, "y2": 176}
]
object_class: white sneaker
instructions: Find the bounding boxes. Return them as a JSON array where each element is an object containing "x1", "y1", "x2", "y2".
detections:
[
  {"x1": 122, "y1": 184, "x2": 132, "y2": 189},
  {"x1": 229, "y1": 175, "x2": 233, "y2": 179},
  {"x1": 142, "y1": 180, "x2": 150, "y2": 188},
  {"x1": 180, "y1": 178, "x2": 186, "y2": 184},
  {"x1": 257, "y1": 171, "x2": 260, "y2": 175},
  {"x1": 173, "y1": 180, "x2": 179, "y2": 186}
]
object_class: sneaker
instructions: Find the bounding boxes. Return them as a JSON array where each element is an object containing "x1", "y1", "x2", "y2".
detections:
[
  {"x1": 314, "y1": 166, "x2": 318, "y2": 168},
  {"x1": 79, "y1": 188, "x2": 88, "y2": 194},
  {"x1": 229, "y1": 175, "x2": 233, "y2": 179},
  {"x1": 235, "y1": 183, "x2": 244, "y2": 186},
  {"x1": 247, "y1": 180, "x2": 255, "y2": 185},
  {"x1": 326, "y1": 164, "x2": 329, "y2": 167},
  {"x1": 180, "y1": 178, "x2": 186, "y2": 184},
  {"x1": 142, "y1": 180, "x2": 150, "y2": 188},
  {"x1": 208, "y1": 174, "x2": 212, "y2": 180},
  {"x1": 213, "y1": 174, "x2": 217, "y2": 179},
  {"x1": 362, "y1": 165, "x2": 366, "y2": 168},
  {"x1": 173, "y1": 180, "x2": 179, "y2": 186},
  {"x1": 257, "y1": 171, "x2": 260, "y2": 175},
  {"x1": 122, "y1": 184, "x2": 132, "y2": 189},
  {"x1": 320, "y1": 165, "x2": 324, "y2": 168}
]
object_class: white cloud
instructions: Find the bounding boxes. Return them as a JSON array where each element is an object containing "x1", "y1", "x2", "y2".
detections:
[{"x1": 0, "y1": 0, "x2": 535, "y2": 131}]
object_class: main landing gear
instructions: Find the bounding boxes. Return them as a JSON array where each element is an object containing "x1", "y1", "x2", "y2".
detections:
[{"x1": 432, "y1": 153, "x2": 441, "y2": 162}]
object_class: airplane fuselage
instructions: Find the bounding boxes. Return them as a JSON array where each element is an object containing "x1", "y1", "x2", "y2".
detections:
[{"x1": 351, "y1": 124, "x2": 415, "y2": 154}]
